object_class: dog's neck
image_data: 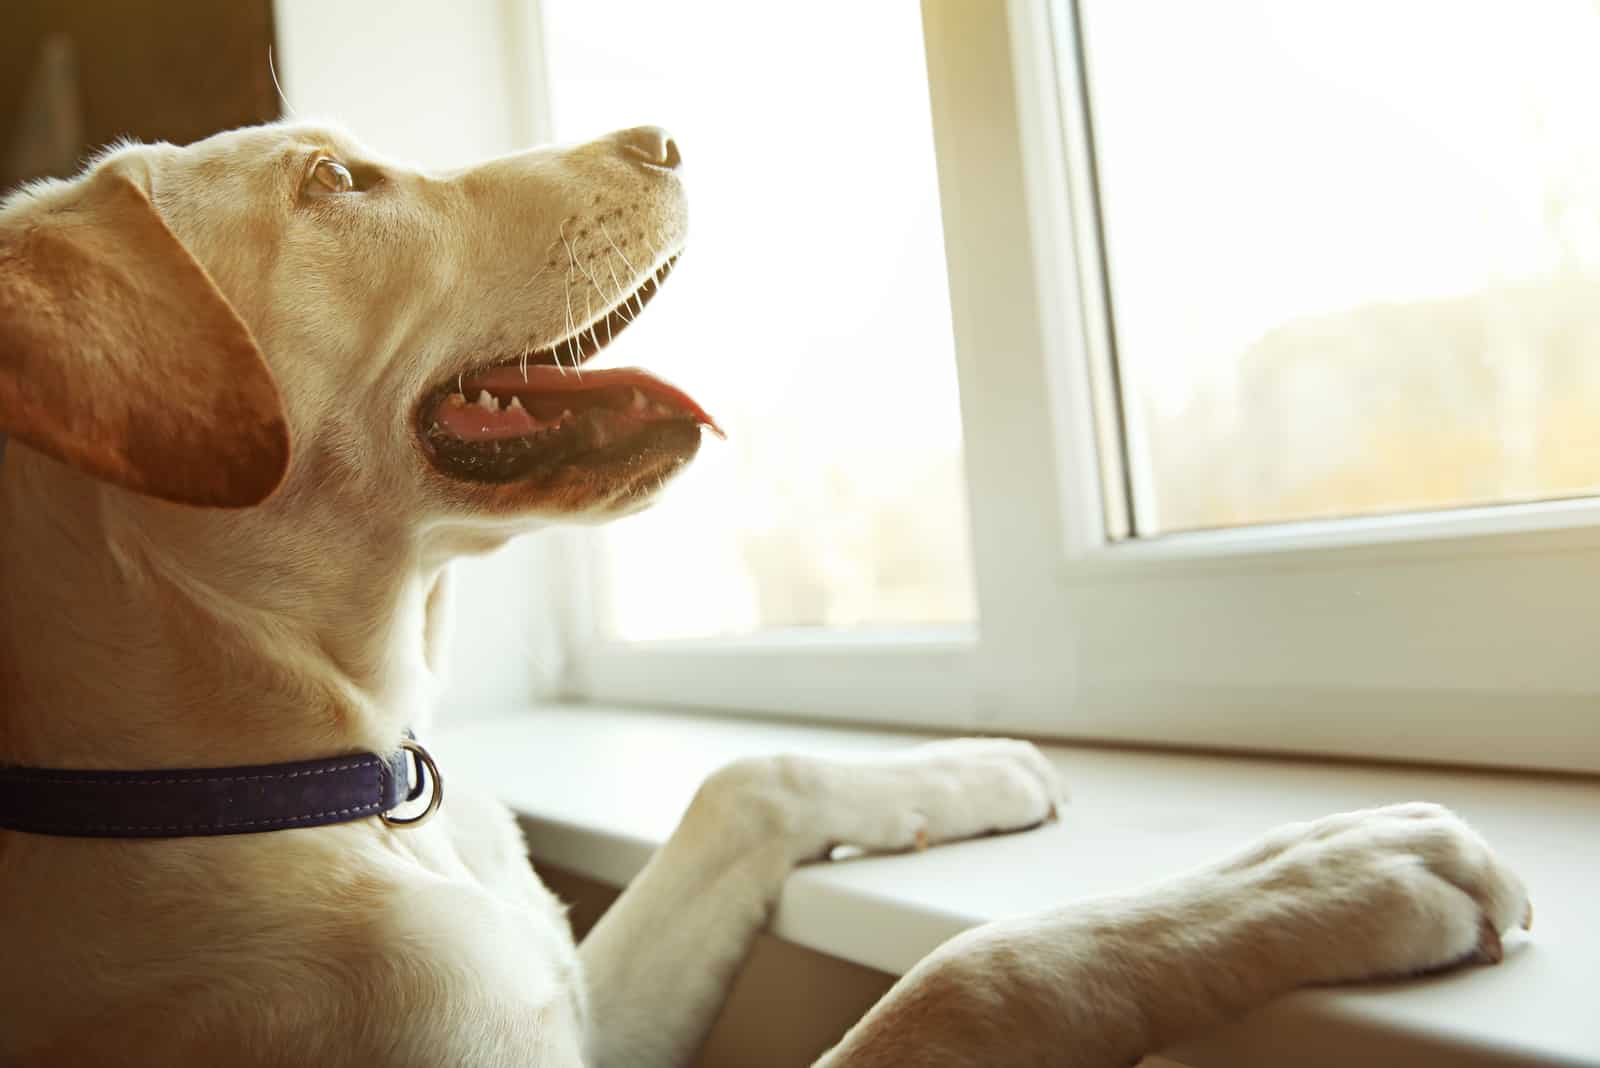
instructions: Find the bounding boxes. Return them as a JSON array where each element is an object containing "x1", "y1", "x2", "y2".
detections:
[{"x1": 0, "y1": 448, "x2": 441, "y2": 769}]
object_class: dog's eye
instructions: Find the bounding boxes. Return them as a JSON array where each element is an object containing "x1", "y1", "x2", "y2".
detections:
[{"x1": 308, "y1": 158, "x2": 355, "y2": 196}]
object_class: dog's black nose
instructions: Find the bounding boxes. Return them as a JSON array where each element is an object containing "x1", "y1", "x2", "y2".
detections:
[{"x1": 616, "y1": 126, "x2": 682, "y2": 171}]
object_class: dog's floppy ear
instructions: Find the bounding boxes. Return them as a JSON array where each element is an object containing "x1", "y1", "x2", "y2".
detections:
[{"x1": 0, "y1": 166, "x2": 289, "y2": 507}]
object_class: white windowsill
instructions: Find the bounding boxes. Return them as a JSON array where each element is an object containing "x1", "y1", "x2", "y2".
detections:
[{"x1": 434, "y1": 705, "x2": 1599, "y2": 1068}]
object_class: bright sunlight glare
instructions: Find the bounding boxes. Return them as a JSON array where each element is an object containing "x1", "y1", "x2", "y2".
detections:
[{"x1": 542, "y1": 1, "x2": 977, "y2": 639}]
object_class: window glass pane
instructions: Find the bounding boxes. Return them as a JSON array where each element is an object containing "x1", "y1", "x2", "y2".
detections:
[
  {"x1": 542, "y1": 1, "x2": 976, "y2": 638},
  {"x1": 1081, "y1": 0, "x2": 1600, "y2": 534}
]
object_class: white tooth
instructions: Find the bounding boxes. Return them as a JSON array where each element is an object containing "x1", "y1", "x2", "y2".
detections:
[
  {"x1": 631, "y1": 388, "x2": 648, "y2": 412},
  {"x1": 508, "y1": 396, "x2": 525, "y2": 412},
  {"x1": 447, "y1": 393, "x2": 467, "y2": 407},
  {"x1": 651, "y1": 401, "x2": 673, "y2": 416},
  {"x1": 477, "y1": 389, "x2": 499, "y2": 412},
  {"x1": 560, "y1": 409, "x2": 574, "y2": 421}
]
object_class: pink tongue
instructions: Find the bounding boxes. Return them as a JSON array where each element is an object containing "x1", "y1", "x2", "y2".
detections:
[{"x1": 436, "y1": 364, "x2": 724, "y2": 443}]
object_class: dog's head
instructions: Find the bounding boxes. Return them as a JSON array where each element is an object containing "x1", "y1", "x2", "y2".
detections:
[{"x1": 0, "y1": 120, "x2": 711, "y2": 529}]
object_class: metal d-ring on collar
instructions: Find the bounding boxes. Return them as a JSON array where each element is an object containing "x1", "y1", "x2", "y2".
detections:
[{"x1": 382, "y1": 737, "x2": 444, "y2": 829}]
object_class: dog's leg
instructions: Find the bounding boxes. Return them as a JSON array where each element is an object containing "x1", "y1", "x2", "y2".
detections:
[
  {"x1": 814, "y1": 802, "x2": 1530, "y2": 1068},
  {"x1": 577, "y1": 738, "x2": 1064, "y2": 1068}
]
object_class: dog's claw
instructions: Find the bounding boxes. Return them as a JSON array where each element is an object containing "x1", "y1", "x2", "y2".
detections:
[
  {"x1": 1475, "y1": 916, "x2": 1504, "y2": 964},
  {"x1": 1522, "y1": 901, "x2": 1533, "y2": 931},
  {"x1": 914, "y1": 827, "x2": 929, "y2": 852}
]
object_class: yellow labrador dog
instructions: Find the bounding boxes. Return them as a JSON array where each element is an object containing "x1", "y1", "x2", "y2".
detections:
[{"x1": 0, "y1": 122, "x2": 1529, "y2": 1067}]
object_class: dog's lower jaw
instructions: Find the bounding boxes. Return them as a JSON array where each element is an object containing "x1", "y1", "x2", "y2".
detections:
[{"x1": 422, "y1": 416, "x2": 704, "y2": 519}]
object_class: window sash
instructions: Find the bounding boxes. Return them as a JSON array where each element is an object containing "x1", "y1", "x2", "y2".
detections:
[{"x1": 555, "y1": 0, "x2": 1600, "y2": 776}]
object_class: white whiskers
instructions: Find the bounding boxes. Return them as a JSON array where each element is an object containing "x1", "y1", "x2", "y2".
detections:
[
  {"x1": 599, "y1": 219, "x2": 638, "y2": 276},
  {"x1": 267, "y1": 47, "x2": 296, "y2": 116},
  {"x1": 558, "y1": 269, "x2": 575, "y2": 377}
]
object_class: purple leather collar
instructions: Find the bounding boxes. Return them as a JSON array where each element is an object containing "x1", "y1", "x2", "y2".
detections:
[{"x1": 0, "y1": 739, "x2": 439, "y2": 838}]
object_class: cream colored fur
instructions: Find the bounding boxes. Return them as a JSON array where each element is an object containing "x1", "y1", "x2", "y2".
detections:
[{"x1": 0, "y1": 122, "x2": 1529, "y2": 1067}]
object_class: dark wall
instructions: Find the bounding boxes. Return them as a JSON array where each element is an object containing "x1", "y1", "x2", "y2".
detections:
[{"x1": 2, "y1": 0, "x2": 279, "y2": 189}]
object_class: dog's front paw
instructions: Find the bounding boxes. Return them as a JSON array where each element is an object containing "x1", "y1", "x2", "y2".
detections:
[
  {"x1": 1223, "y1": 802, "x2": 1531, "y2": 985},
  {"x1": 689, "y1": 740, "x2": 1064, "y2": 864},
  {"x1": 837, "y1": 738, "x2": 1066, "y2": 853}
]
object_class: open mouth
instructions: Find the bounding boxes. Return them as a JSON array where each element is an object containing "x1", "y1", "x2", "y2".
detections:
[{"x1": 417, "y1": 257, "x2": 722, "y2": 484}]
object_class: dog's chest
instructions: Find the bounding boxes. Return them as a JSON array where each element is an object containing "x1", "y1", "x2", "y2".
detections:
[
  {"x1": 5, "y1": 793, "x2": 591, "y2": 1066},
  {"x1": 372, "y1": 785, "x2": 591, "y2": 1058}
]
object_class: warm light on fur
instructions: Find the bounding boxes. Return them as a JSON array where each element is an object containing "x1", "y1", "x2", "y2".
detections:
[{"x1": 0, "y1": 122, "x2": 1529, "y2": 1067}]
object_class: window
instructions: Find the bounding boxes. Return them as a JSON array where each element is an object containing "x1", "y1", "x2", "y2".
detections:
[
  {"x1": 1079, "y1": 0, "x2": 1600, "y2": 535},
  {"x1": 545, "y1": 1, "x2": 1598, "y2": 774},
  {"x1": 540, "y1": 0, "x2": 976, "y2": 641}
]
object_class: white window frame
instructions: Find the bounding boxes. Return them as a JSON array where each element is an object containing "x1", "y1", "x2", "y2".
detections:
[{"x1": 550, "y1": 0, "x2": 1600, "y2": 775}]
